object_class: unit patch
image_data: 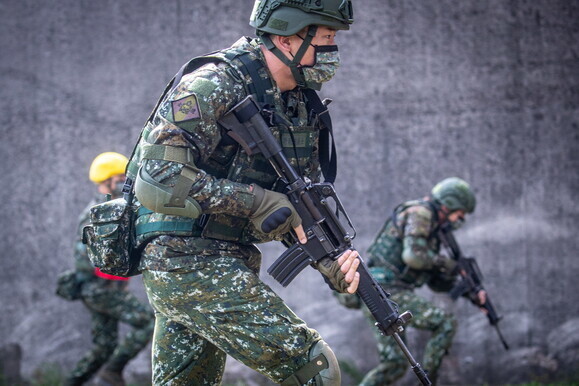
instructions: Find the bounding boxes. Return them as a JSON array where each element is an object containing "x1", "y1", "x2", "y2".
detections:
[{"x1": 172, "y1": 94, "x2": 202, "y2": 122}]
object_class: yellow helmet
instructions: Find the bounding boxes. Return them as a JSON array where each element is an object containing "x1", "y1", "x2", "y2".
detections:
[{"x1": 89, "y1": 152, "x2": 128, "y2": 183}]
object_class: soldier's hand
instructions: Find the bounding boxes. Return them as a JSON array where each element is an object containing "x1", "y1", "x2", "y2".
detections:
[
  {"x1": 339, "y1": 250, "x2": 361, "y2": 293},
  {"x1": 478, "y1": 290, "x2": 488, "y2": 313},
  {"x1": 433, "y1": 254, "x2": 457, "y2": 273},
  {"x1": 249, "y1": 185, "x2": 303, "y2": 240},
  {"x1": 316, "y1": 250, "x2": 360, "y2": 294}
]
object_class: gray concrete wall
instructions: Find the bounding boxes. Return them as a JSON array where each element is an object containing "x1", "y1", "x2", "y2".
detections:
[{"x1": 0, "y1": 0, "x2": 578, "y2": 384}]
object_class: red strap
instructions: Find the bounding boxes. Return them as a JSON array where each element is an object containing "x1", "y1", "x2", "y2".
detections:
[{"x1": 94, "y1": 267, "x2": 129, "y2": 281}]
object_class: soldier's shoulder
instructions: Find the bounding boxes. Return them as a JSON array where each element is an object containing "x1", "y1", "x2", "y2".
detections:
[
  {"x1": 160, "y1": 61, "x2": 244, "y2": 126},
  {"x1": 177, "y1": 60, "x2": 241, "y2": 97},
  {"x1": 404, "y1": 202, "x2": 434, "y2": 221},
  {"x1": 402, "y1": 203, "x2": 435, "y2": 236}
]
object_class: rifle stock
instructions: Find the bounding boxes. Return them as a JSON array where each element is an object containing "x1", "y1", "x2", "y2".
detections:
[{"x1": 219, "y1": 95, "x2": 432, "y2": 385}]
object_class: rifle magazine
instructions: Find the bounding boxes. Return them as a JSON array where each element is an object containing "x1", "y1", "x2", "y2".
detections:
[{"x1": 267, "y1": 243, "x2": 313, "y2": 287}]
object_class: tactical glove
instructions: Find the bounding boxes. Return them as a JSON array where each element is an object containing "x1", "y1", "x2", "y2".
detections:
[
  {"x1": 249, "y1": 185, "x2": 301, "y2": 236},
  {"x1": 315, "y1": 257, "x2": 350, "y2": 293},
  {"x1": 433, "y1": 255, "x2": 457, "y2": 273}
]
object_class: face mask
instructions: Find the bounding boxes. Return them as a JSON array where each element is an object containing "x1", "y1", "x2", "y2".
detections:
[
  {"x1": 300, "y1": 45, "x2": 340, "y2": 90},
  {"x1": 109, "y1": 180, "x2": 124, "y2": 199}
]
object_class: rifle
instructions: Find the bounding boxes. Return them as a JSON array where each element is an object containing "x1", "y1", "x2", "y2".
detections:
[
  {"x1": 219, "y1": 95, "x2": 432, "y2": 385},
  {"x1": 438, "y1": 223, "x2": 510, "y2": 350}
]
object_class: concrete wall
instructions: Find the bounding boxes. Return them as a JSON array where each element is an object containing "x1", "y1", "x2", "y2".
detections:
[{"x1": 0, "y1": 0, "x2": 577, "y2": 384}]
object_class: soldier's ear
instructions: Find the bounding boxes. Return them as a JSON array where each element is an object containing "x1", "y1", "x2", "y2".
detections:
[{"x1": 273, "y1": 35, "x2": 293, "y2": 54}]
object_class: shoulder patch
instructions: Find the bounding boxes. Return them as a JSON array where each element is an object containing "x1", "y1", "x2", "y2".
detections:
[{"x1": 172, "y1": 94, "x2": 202, "y2": 122}]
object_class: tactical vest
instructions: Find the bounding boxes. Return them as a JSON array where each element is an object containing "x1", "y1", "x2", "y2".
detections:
[
  {"x1": 367, "y1": 200, "x2": 440, "y2": 288},
  {"x1": 126, "y1": 38, "x2": 332, "y2": 246}
]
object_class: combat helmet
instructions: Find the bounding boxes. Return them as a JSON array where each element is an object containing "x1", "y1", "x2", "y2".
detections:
[
  {"x1": 250, "y1": 0, "x2": 353, "y2": 89},
  {"x1": 250, "y1": 0, "x2": 354, "y2": 36},
  {"x1": 431, "y1": 177, "x2": 476, "y2": 213},
  {"x1": 89, "y1": 152, "x2": 128, "y2": 184}
]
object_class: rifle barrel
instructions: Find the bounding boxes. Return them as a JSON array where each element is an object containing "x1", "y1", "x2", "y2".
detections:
[
  {"x1": 392, "y1": 333, "x2": 432, "y2": 385},
  {"x1": 495, "y1": 324, "x2": 510, "y2": 350}
]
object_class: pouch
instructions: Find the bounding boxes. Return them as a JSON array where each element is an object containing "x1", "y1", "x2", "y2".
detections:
[
  {"x1": 82, "y1": 198, "x2": 141, "y2": 277},
  {"x1": 55, "y1": 270, "x2": 82, "y2": 301}
]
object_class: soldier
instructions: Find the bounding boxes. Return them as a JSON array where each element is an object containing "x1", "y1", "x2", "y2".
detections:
[
  {"x1": 338, "y1": 177, "x2": 485, "y2": 385},
  {"x1": 64, "y1": 152, "x2": 154, "y2": 386},
  {"x1": 124, "y1": 0, "x2": 360, "y2": 384}
]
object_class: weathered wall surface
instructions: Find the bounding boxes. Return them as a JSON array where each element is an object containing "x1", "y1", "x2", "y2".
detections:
[{"x1": 0, "y1": 0, "x2": 577, "y2": 384}]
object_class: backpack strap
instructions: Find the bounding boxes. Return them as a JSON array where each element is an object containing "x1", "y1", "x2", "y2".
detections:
[{"x1": 303, "y1": 88, "x2": 337, "y2": 184}]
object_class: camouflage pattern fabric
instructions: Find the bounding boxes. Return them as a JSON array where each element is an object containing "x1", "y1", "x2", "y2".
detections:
[
  {"x1": 133, "y1": 37, "x2": 329, "y2": 384},
  {"x1": 366, "y1": 201, "x2": 442, "y2": 288},
  {"x1": 84, "y1": 197, "x2": 137, "y2": 276},
  {"x1": 358, "y1": 201, "x2": 459, "y2": 385},
  {"x1": 73, "y1": 197, "x2": 101, "y2": 281},
  {"x1": 66, "y1": 279, "x2": 155, "y2": 385},
  {"x1": 359, "y1": 290, "x2": 457, "y2": 385},
  {"x1": 65, "y1": 198, "x2": 154, "y2": 385},
  {"x1": 132, "y1": 37, "x2": 322, "y2": 250},
  {"x1": 142, "y1": 244, "x2": 320, "y2": 384}
]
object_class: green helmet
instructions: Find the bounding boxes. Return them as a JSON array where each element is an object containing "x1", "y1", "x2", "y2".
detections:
[
  {"x1": 250, "y1": 0, "x2": 354, "y2": 36},
  {"x1": 431, "y1": 177, "x2": 476, "y2": 213}
]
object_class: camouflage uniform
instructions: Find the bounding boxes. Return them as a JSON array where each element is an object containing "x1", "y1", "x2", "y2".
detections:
[
  {"x1": 131, "y1": 37, "x2": 326, "y2": 384},
  {"x1": 360, "y1": 200, "x2": 458, "y2": 385},
  {"x1": 65, "y1": 196, "x2": 154, "y2": 386}
]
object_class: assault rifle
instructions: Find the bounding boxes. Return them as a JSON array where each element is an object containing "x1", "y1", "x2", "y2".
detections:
[
  {"x1": 438, "y1": 224, "x2": 510, "y2": 350},
  {"x1": 219, "y1": 95, "x2": 432, "y2": 386}
]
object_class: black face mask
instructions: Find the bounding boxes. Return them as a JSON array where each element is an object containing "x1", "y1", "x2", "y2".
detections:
[{"x1": 106, "y1": 180, "x2": 124, "y2": 199}]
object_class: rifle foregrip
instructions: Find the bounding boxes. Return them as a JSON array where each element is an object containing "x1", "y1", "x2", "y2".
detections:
[
  {"x1": 484, "y1": 299, "x2": 501, "y2": 325},
  {"x1": 356, "y1": 264, "x2": 400, "y2": 335}
]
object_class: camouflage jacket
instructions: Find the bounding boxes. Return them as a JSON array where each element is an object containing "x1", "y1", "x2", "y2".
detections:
[
  {"x1": 133, "y1": 37, "x2": 325, "y2": 271},
  {"x1": 366, "y1": 200, "x2": 457, "y2": 291}
]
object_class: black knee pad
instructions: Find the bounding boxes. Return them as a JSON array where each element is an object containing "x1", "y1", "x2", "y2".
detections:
[{"x1": 281, "y1": 340, "x2": 340, "y2": 386}]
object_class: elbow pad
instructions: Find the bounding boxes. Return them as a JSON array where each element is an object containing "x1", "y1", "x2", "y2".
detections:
[{"x1": 134, "y1": 161, "x2": 202, "y2": 219}]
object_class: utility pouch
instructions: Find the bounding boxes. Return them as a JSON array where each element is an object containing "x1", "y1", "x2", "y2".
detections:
[
  {"x1": 82, "y1": 198, "x2": 141, "y2": 277},
  {"x1": 55, "y1": 270, "x2": 82, "y2": 301}
]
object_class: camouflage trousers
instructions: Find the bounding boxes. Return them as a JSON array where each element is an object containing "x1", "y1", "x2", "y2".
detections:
[
  {"x1": 360, "y1": 290, "x2": 457, "y2": 386},
  {"x1": 141, "y1": 246, "x2": 321, "y2": 385},
  {"x1": 66, "y1": 279, "x2": 154, "y2": 385}
]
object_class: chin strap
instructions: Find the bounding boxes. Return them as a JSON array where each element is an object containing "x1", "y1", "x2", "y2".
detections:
[{"x1": 259, "y1": 26, "x2": 318, "y2": 88}]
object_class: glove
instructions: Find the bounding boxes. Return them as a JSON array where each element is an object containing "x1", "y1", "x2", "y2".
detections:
[
  {"x1": 249, "y1": 185, "x2": 301, "y2": 236},
  {"x1": 433, "y1": 255, "x2": 457, "y2": 273},
  {"x1": 315, "y1": 257, "x2": 349, "y2": 293}
]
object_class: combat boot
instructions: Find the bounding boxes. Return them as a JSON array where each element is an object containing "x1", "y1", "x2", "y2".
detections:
[{"x1": 95, "y1": 368, "x2": 126, "y2": 386}]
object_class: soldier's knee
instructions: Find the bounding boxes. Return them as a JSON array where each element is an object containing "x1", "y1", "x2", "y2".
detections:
[
  {"x1": 281, "y1": 340, "x2": 340, "y2": 386},
  {"x1": 132, "y1": 318, "x2": 155, "y2": 345},
  {"x1": 141, "y1": 315, "x2": 155, "y2": 332},
  {"x1": 133, "y1": 308, "x2": 155, "y2": 327},
  {"x1": 94, "y1": 342, "x2": 117, "y2": 361},
  {"x1": 371, "y1": 359, "x2": 408, "y2": 384},
  {"x1": 442, "y1": 314, "x2": 458, "y2": 335},
  {"x1": 381, "y1": 350, "x2": 409, "y2": 376}
]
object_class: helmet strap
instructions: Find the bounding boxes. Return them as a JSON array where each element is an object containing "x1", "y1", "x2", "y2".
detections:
[{"x1": 260, "y1": 25, "x2": 318, "y2": 88}]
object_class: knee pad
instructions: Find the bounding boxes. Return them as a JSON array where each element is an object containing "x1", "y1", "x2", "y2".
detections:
[
  {"x1": 441, "y1": 314, "x2": 458, "y2": 336},
  {"x1": 281, "y1": 340, "x2": 340, "y2": 386}
]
